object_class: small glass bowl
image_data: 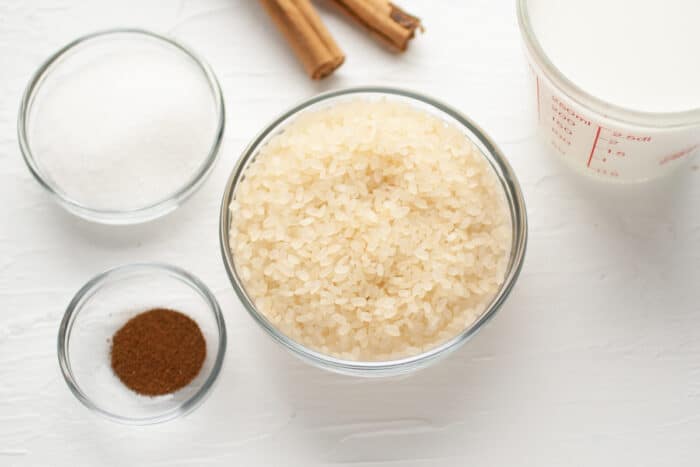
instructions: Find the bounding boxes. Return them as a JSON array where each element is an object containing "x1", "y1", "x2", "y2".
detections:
[
  {"x1": 219, "y1": 87, "x2": 528, "y2": 377},
  {"x1": 57, "y1": 263, "x2": 226, "y2": 425},
  {"x1": 18, "y1": 29, "x2": 225, "y2": 224}
]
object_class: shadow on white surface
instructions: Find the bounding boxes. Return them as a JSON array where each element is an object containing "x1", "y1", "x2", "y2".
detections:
[{"x1": 248, "y1": 309, "x2": 521, "y2": 464}]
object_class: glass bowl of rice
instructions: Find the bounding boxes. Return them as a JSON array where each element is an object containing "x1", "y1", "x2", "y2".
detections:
[{"x1": 220, "y1": 87, "x2": 527, "y2": 377}]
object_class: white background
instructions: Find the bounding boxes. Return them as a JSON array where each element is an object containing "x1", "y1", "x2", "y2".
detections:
[{"x1": 1, "y1": 1, "x2": 700, "y2": 465}]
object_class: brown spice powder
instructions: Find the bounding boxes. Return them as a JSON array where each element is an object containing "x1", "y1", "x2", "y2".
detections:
[{"x1": 110, "y1": 308, "x2": 206, "y2": 396}]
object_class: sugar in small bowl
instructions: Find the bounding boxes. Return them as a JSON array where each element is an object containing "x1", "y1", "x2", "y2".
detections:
[{"x1": 18, "y1": 29, "x2": 225, "y2": 224}]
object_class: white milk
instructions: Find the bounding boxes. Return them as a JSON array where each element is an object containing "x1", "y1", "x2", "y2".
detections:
[{"x1": 528, "y1": 0, "x2": 700, "y2": 113}]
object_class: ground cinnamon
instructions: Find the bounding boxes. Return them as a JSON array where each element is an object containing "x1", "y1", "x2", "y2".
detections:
[
  {"x1": 110, "y1": 308, "x2": 206, "y2": 397},
  {"x1": 260, "y1": 0, "x2": 345, "y2": 79},
  {"x1": 327, "y1": 0, "x2": 423, "y2": 51}
]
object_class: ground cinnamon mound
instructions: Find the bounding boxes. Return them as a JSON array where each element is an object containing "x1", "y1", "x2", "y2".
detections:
[{"x1": 110, "y1": 308, "x2": 206, "y2": 396}]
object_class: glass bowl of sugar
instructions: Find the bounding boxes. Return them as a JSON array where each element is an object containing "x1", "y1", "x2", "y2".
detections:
[{"x1": 18, "y1": 29, "x2": 225, "y2": 224}]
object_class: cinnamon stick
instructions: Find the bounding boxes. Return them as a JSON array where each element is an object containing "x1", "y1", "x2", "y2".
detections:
[
  {"x1": 260, "y1": 0, "x2": 345, "y2": 79},
  {"x1": 327, "y1": 0, "x2": 423, "y2": 52}
]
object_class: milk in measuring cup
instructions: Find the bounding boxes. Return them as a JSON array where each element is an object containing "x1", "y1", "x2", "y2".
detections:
[{"x1": 522, "y1": 0, "x2": 700, "y2": 182}]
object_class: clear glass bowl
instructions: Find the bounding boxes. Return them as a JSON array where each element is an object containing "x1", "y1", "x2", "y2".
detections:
[
  {"x1": 18, "y1": 29, "x2": 225, "y2": 224},
  {"x1": 57, "y1": 263, "x2": 227, "y2": 424},
  {"x1": 219, "y1": 87, "x2": 528, "y2": 377}
]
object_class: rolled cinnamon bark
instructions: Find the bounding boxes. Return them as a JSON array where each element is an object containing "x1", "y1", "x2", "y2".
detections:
[
  {"x1": 327, "y1": 0, "x2": 423, "y2": 51},
  {"x1": 260, "y1": 0, "x2": 345, "y2": 79}
]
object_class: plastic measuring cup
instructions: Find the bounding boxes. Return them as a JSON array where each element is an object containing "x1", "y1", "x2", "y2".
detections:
[{"x1": 517, "y1": 0, "x2": 700, "y2": 182}]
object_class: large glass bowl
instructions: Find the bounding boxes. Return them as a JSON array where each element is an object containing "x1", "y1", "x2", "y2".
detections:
[
  {"x1": 219, "y1": 87, "x2": 527, "y2": 377},
  {"x1": 57, "y1": 263, "x2": 227, "y2": 424}
]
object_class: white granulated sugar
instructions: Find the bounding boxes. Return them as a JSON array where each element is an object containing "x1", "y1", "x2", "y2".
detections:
[
  {"x1": 229, "y1": 99, "x2": 511, "y2": 361},
  {"x1": 29, "y1": 41, "x2": 217, "y2": 210}
]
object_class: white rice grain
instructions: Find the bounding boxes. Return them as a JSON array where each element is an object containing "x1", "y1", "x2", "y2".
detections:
[{"x1": 229, "y1": 99, "x2": 511, "y2": 361}]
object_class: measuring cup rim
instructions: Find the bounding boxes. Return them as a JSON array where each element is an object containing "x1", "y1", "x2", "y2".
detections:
[{"x1": 517, "y1": 0, "x2": 700, "y2": 129}]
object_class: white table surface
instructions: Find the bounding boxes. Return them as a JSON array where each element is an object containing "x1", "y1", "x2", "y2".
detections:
[{"x1": 1, "y1": 1, "x2": 699, "y2": 465}]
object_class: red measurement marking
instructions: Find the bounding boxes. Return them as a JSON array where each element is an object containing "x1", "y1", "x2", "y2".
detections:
[
  {"x1": 587, "y1": 126, "x2": 602, "y2": 168},
  {"x1": 551, "y1": 126, "x2": 572, "y2": 146},
  {"x1": 536, "y1": 76, "x2": 541, "y2": 122},
  {"x1": 552, "y1": 96, "x2": 592, "y2": 127},
  {"x1": 659, "y1": 144, "x2": 700, "y2": 165}
]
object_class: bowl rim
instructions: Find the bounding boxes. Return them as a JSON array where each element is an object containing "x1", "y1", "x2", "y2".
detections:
[
  {"x1": 516, "y1": 0, "x2": 700, "y2": 129},
  {"x1": 219, "y1": 86, "x2": 528, "y2": 375},
  {"x1": 57, "y1": 262, "x2": 227, "y2": 425},
  {"x1": 17, "y1": 28, "x2": 226, "y2": 225}
]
